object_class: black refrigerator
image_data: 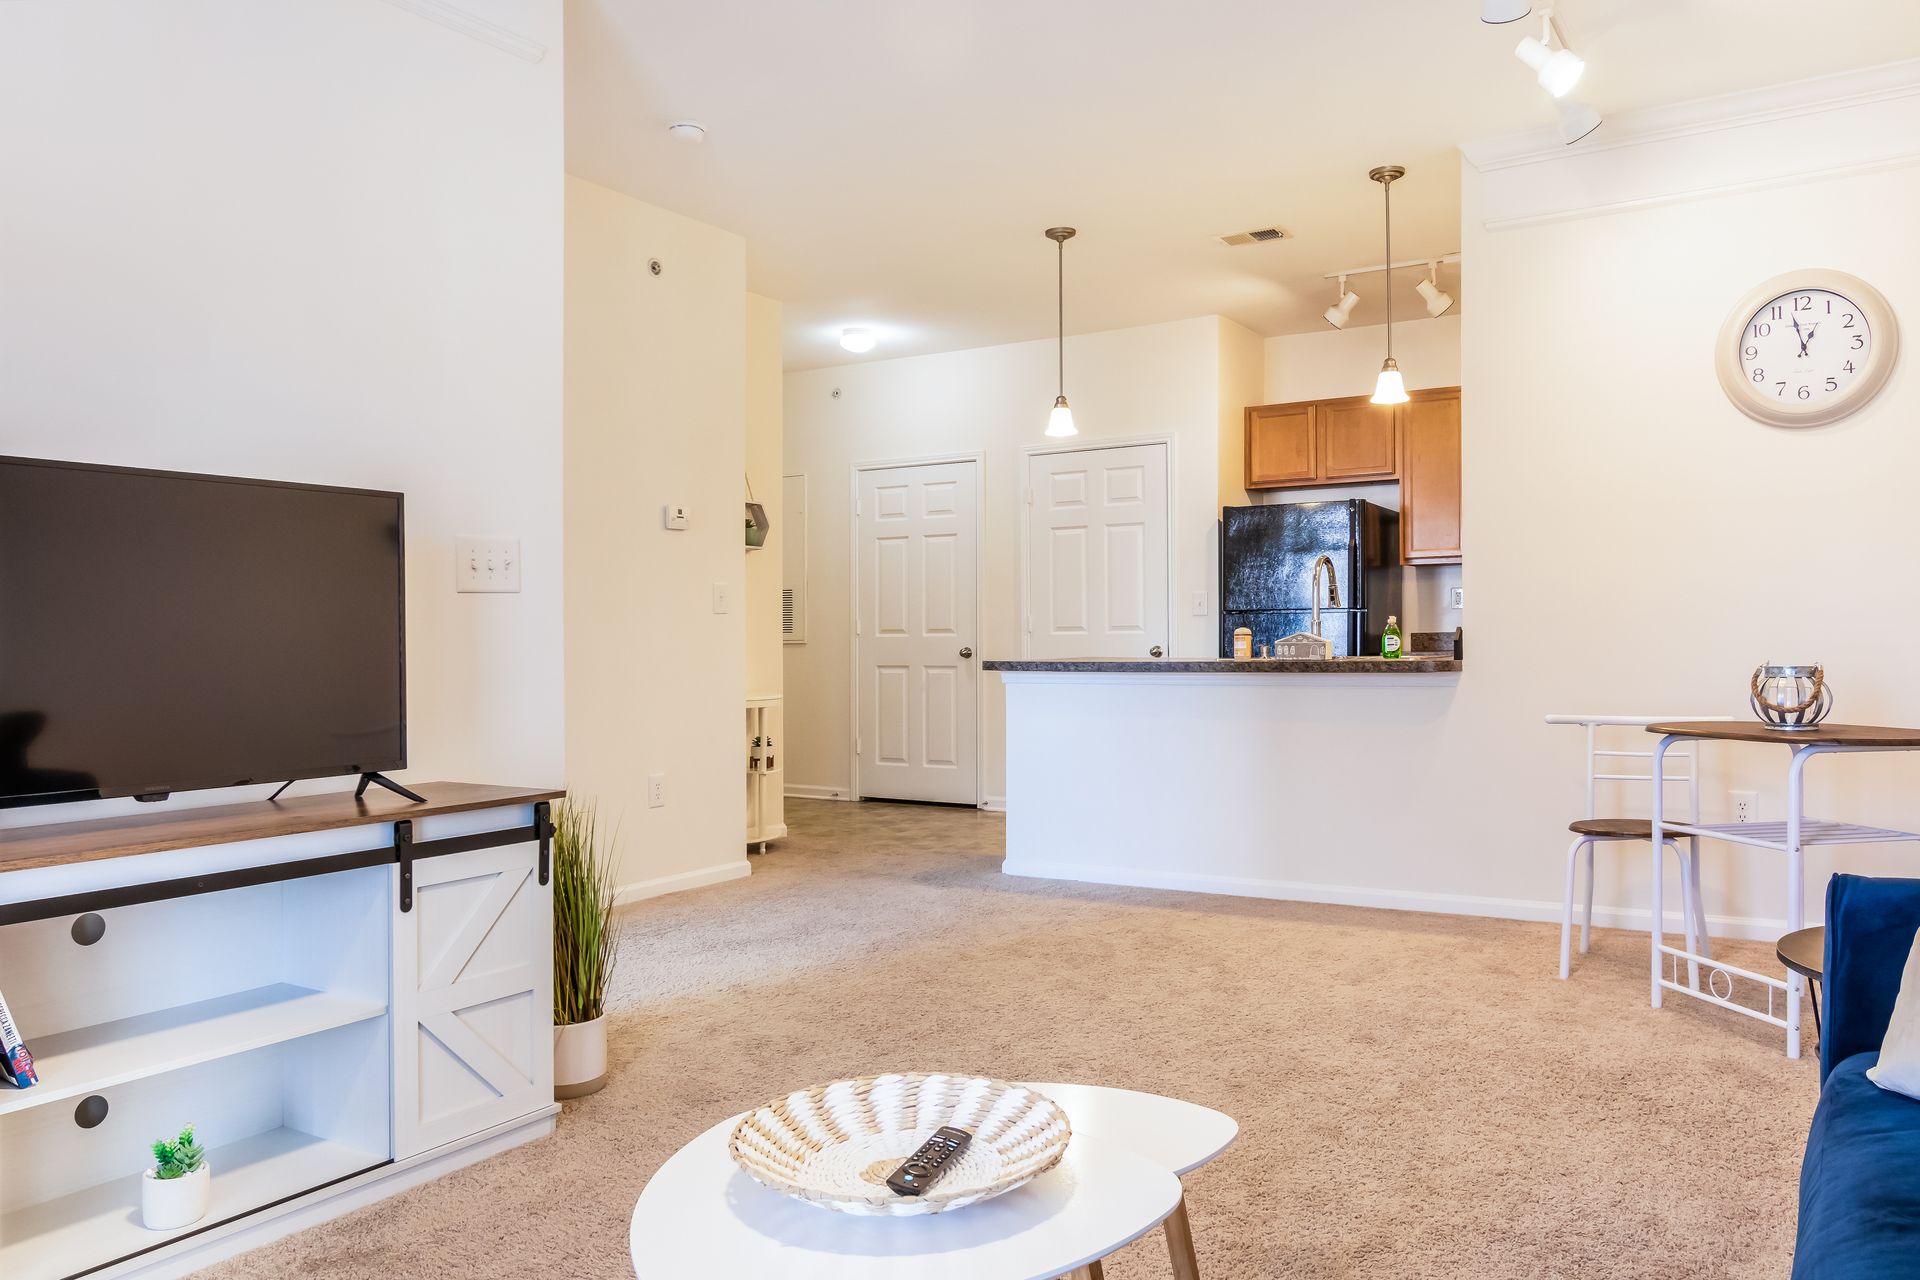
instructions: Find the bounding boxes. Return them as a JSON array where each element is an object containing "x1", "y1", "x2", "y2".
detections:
[{"x1": 1219, "y1": 499, "x2": 1402, "y2": 658}]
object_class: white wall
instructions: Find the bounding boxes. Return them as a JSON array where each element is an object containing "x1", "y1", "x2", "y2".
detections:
[
  {"x1": 0, "y1": 0, "x2": 565, "y2": 826},
  {"x1": 1458, "y1": 75, "x2": 1920, "y2": 929},
  {"x1": 565, "y1": 177, "x2": 749, "y2": 899},
  {"x1": 783, "y1": 317, "x2": 1247, "y2": 803},
  {"x1": 746, "y1": 293, "x2": 785, "y2": 698}
]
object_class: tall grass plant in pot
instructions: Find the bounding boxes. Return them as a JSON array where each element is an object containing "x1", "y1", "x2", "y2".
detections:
[{"x1": 553, "y1": 799, "x2": 619, "y2": 1099}]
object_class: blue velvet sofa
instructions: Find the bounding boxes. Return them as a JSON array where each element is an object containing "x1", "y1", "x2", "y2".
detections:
[{"x1": 1794, "y1": 874, "x2": 1920, "y2": 1279}]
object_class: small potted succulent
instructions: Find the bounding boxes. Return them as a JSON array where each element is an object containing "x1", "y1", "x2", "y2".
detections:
[{"x1": 142, "y1": 1124, "x2": 209, "y2": 1230}]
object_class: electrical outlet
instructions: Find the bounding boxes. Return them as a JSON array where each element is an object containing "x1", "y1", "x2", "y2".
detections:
[
  {"x1": 1731, "y1": 789, "x2": 1757, "y2": 824},
  {"x1": 663, "y1": 505, "x2": 689, "y2": 531},
  {"x1": 648, "y1": 773, "x2": 666, "y2": 808},
  {"x1": 1447, "y1": 586, "x2": 1464, "y2": 609},
  {"x1": 454, "y1": 537, "x2": 521, "y2": 593}
]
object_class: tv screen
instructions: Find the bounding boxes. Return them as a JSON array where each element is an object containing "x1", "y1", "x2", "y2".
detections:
[{"x1": 0, "y1": 456, "x2": 406, "y2": 807}]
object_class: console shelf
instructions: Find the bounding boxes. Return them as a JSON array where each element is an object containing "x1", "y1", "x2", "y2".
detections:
[
  {"x1": 0, "y1": 1125, "x2": 385, "y2": 1276},
  {"x1": 0, "y1": 984, "x2": 387, "y2": 1118}
]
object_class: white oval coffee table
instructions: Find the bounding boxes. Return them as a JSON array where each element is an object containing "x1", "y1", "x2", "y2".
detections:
[
  {"x1": 1022, "y1": 1083, "x2": 1237, "y2": 1279},
  {"x1": 628, "y1": 1114, "x2": 1180, "y2": 1280}
]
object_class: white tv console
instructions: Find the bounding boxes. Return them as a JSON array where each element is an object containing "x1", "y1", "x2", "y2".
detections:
[{"x1": 0, "y1": 782, "x2": 563, "y2": 1278}]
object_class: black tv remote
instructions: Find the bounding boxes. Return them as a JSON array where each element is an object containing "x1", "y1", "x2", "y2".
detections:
[{"x1": 885, "y1": 1126, "x2": 972, "y2": 1196}]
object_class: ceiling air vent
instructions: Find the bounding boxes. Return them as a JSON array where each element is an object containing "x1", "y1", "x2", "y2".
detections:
[{"x1": 1217, "y1": 226, "x2": 1290, "y2": 247}]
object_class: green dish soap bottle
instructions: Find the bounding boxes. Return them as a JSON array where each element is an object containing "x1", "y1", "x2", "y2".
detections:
[{"x1": 1381, "y1": 615, "x2": 1403, "y2": 660}]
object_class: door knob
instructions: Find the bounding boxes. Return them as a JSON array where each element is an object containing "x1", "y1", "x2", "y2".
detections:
[
  {"x1": 959, "y1": 646, "x2": 974, "y2": 659},
  {"x1": 1149, "y1": 645, "x2": 1164, "y2": 658}
]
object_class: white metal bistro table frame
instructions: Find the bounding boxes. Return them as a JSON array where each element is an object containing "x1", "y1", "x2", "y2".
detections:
[{"x1": 1648, "y1": 721, "x2": 1920, "y2": 1058}]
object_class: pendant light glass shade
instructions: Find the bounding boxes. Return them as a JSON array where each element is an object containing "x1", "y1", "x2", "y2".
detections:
[
  {"x1": 1371, "y1": 358, "x2": 1410, "y2": 406},
  {"x1": 1045, "y1": 396, "x2": 1076, "y2": 438},
  {"x1": 1043, "y1": 227, "x2": 1079, "y2": 438}
]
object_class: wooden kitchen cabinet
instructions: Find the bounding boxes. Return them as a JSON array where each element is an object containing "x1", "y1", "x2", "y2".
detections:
[
  {"x1": 1397, "y1": 388, "x2": 1462, "y2": 564},
  {"x1": 1241, "y1": 386, "x2": 1462, "y2": 565},
  {"x1": 1245, "y1": 402, "x2": 1318, "y2": 486},
  {"x1": 1319, "y1": 399, "x2": 1399, "y2": 481}
]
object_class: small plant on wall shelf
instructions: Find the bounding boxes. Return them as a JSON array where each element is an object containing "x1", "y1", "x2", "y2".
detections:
[
  {"x1": 141, "y1": 1124, "x2": 211, "y2": 1231},
  {"x1": 553, "y1": 799, "x2": 621, "y2": 1099}
]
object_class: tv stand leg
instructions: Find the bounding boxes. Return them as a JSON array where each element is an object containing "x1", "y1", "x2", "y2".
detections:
[{"x1": 355, "y1": 771, "x2": 427, "y2": 804}]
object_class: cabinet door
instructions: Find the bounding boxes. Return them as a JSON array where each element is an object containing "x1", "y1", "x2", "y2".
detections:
[
  {"x1": 1399, "y1": 389, "x2": 1462, "y2": 564},
  {"x1": 392, "y1": 840, "x2": 552, "y2": 1158},
  {"x1": 1320, "y1": 399, "x2": 1399, "y2": 481},
  {"x1": 1245, "y1": 404, "x2": 1318, "y2": 488}
]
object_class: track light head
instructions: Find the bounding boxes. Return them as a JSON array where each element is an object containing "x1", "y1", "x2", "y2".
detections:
[
  {"x1": 1415, "y1": 264, "x2": 1454, "y2": 319},
  {"x1": 1324, "y1": 276, "x2": 1360, "y2": 329},
  {"x1": 1481, "y1": 0, "x2": 1531, "y2": 21},
  {"x1": 1515, "y1": 13, "x2": 1584, "y2": 98},
  {"x1": 1556, "y1": 98, "x2": 1602, "y2": 145}
]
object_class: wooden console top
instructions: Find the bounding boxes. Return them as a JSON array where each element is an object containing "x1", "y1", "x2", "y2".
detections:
[{"x1": 0, "y1": 782, "x2": 565, "y2": 874}]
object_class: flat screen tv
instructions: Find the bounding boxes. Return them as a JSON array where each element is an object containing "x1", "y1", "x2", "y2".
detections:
[{"x1": 0, "y1": 456, "x2": 406, "y2": 807}]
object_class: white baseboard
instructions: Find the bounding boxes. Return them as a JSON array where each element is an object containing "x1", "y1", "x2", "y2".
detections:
[
  {"x1": 614, "y1": 858, "x2": 751, "y2": 906},
  {"x1": 787, "y1": 784, "x2": 853, "y2": 801},
  {"x1": 980, "y1": 795, "x2": 1007, "y2": 813},
  {"x1": 1000, "y1": 858, "x2": 1802, "y2": 942}
]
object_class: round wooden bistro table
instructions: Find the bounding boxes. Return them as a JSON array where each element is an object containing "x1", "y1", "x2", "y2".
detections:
[{"x1": 628, "y1": 1084, "x2": 1236, "y2": 1280}]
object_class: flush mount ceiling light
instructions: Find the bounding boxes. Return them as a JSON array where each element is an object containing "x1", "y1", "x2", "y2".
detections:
[
  {"x1": 1482, "y1": 0, "x2": 1531, "y2": 22},
  {"x1": 839, "y1": 327, "x2": 876, "y2": 354},
  {"x1": 1368, "y1": 166, "x2": 1410, "y2": 407},
  {"x1": 1043, "y1": 227, "x2": 1078, "y2": 438},
  {"x1": 665, "y1": 120, "x2": 707, "y2": 142},
  {"x1": 1556, "y1": 97, "x2": 1603, "y2": 144},
  {"x1": 1415, "y1": 262, "x2": 1454, "y2": 319},
  {"x1": 1515, "y1": 10, "x2": 1585, "y2": 99},
  {"x1": 1324, "y1": 275, "x2": 1361, "y2": 329}
]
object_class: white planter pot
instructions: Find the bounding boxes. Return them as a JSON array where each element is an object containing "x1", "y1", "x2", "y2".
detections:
[
  {"x1": 554, "y1": 1016, "x2": 607, "y2": 1100},
  {"x1": 141, "y1": 1164, "x2": 210, "y2": 1231}
]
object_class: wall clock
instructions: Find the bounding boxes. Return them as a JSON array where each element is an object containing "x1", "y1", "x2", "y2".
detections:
[{"x1": 1716, "y1": 269, "x2": 1899, "y2": 428}]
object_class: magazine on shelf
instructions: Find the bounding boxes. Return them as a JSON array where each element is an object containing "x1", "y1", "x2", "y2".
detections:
[{"x1": 0, "y1": 986, "x2": 38, "y2": 1088}]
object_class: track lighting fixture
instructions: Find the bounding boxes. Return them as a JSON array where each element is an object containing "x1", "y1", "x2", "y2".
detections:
[
  {"x1": 1481, "y1": 0, "x2": 1531, "y2": 22},
  {"x1": 1514, "y1": 10, "x2": 1584, "y2": 99},
  {"x1": 1415, "y1": 263, "x2": 1454, "y2": 319},
  {"x1": 1324, "y1": 276, "x2": 1360, "y2": 329},
  {"x1": 1556, "y1": 98, "x2": 1602, "y2": 144}
]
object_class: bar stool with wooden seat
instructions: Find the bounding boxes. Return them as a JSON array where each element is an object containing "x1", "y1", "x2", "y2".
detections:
[{"x1": 1547, "y1": 714, "x2": 1729, "y2": 981}]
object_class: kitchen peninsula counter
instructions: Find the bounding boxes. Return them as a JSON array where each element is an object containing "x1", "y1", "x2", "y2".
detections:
[{"x1": 985, "y1": 655, "x2": 1460, "y2": 675}]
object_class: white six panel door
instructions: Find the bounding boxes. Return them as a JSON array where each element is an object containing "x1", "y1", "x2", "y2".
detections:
[
  {"x1": 856, "y1": 460, "x2": 979, "y2": 804},
  {"x1": 391, "y1": 841, "x2": 552, "y2": 1158},
  {"x1": 1027, "y1": 443, "x2": 1170, "y2": 659}
]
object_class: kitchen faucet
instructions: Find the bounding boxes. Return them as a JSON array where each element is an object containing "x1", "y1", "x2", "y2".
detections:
[{"x1": 1310, "y1": 554, "x2": 1341, "y2": 640}]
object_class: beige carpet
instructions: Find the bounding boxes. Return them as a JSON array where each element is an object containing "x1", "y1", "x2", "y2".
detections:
[{"x1": 205, "y1": 799, "x2": 1815, "y2": 1279}]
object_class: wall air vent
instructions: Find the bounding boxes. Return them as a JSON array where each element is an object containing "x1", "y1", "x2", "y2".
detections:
[{"x1": 1217, "y1": 226, "x2": 1291, "y2": 247}]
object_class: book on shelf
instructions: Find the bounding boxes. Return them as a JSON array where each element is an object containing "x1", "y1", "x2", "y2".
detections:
[{"x1": 0, "y1": 985, "x2": 37, "y2": 1088}]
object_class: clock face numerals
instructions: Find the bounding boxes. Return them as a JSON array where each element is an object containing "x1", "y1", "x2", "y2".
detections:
[{"x1": 1739, "y1": 288, "x2": 1871, "y2": 413}]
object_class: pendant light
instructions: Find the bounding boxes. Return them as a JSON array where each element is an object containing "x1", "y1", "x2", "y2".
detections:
[
  {"x1": 1369, "y1": 166, "x2": 1410, "y2": 406},
  {"x1": 1044, "y1": 226, "x2": 1078, "y2": 438}
]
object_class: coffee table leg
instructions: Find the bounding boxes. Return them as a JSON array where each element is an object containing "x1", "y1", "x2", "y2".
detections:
[
  {"x1": 1165, "y1": 1195, "x2": 1201, "y2": 1280},
  {"x1": 1089, "y1": 1262, "x2": 1106, "y2": 1279}
]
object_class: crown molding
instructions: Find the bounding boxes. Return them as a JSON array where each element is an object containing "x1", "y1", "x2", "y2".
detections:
[
  {"x1": 379, "y1": 0, "x2": 546, "y2": 63},
  {"x1": 1461, "y1": 57, "x2": 1920, "y2": 172}
]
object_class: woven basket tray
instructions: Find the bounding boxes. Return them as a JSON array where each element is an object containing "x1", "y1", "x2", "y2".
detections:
[{"x1": 728, "y1": 1073, "x2": 1072, "y2": 1216}]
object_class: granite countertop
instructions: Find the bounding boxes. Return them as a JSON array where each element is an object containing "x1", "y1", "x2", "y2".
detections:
[{"x1": 984, "y1": 654, "x2": 1462, "y2": 674}]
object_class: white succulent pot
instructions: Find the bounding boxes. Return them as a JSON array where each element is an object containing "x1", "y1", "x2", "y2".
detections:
[
  {"x1": 141, "y1": 1163, "x2": 210, "y2": 1231},
  {"x1": 554, "y1": 1016, "x2": 607, "y2": 1100}
]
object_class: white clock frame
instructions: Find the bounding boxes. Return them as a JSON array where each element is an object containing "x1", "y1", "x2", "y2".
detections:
[{"x1": 1716, "y1": 268, "x2": 1899, "y2": 428}]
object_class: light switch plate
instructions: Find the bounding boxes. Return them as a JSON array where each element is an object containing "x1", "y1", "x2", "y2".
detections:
[
  {"x1": 455, "y1": 537, "x2": 521, "y2": 593},
  {"x1": 664, "y1": 505, "x2": 690, "y2": 531},
  {"x1": 712, "y1": 581, "x2": 730, "y2": 614},
  {"x1": 1191, "y1": 592, "x2": 1208, "y2": 616}
]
